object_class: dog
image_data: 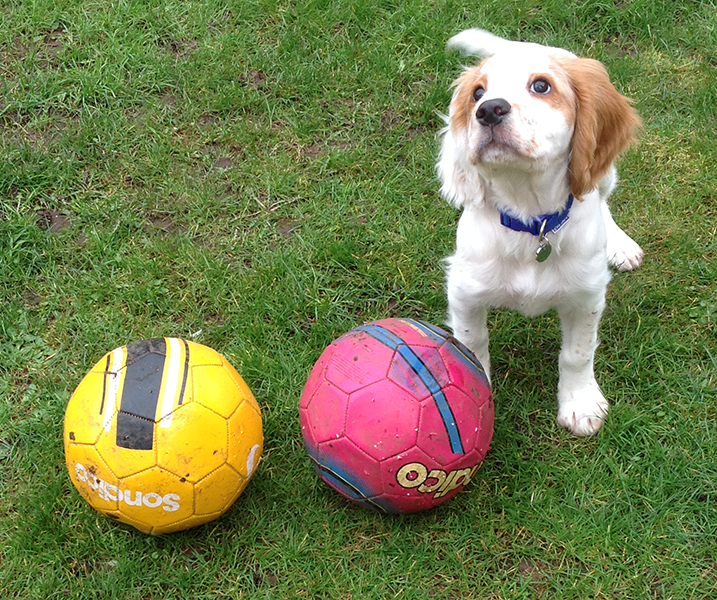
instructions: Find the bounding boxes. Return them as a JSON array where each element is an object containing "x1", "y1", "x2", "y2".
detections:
[{"x1": 437, "y1": 29, "x2": 643, "y2": 436}]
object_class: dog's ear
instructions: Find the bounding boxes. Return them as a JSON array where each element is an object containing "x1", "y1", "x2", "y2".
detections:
[
  {"x1": 447, "y1": 28, "x2": 577, "y2": 60},
  {"x1": 436, "y1": 70, "x2": 486, "y2": 208},
  {"x1": 559, "y1": 57, "x2": 641, "y2": 199},
  {"x1": 437, "y1": 127, "x2": 485, "y2": 208},
  {"x1": 447, "y1": 28, "x2": 511, "y2": 58}
]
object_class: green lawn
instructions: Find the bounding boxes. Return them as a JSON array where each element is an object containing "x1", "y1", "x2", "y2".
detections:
[{"x1": 2, "y1": 0, "x2": 716, "y2": 598}]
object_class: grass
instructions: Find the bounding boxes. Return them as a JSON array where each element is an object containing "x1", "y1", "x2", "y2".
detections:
[{"x1": 1, "y1": 0, "x2": 716, "y2": 597}]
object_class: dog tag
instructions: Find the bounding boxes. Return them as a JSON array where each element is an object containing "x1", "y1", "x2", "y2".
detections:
[
  {"x1": 535, "y1": 219, "x2": 551, "y2": 262},
  {"x1": 535, "y1": 238, "x2": 552, "y2": 262}
]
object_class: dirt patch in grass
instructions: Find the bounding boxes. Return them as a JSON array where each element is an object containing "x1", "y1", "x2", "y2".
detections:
[
  {"x1": 146, "y1": 211, "x2": 183, "y2": 236},
  {"x1": 36, "y1": 209, "x2": 71, "y2": 233}
]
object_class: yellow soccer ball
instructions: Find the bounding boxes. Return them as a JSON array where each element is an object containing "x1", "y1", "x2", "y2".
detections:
[{"x1": 64, "y1": 338, "x2": 263, "y2": 535}]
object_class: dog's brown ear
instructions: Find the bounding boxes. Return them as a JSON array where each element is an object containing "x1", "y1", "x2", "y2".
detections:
[
  {"x1": 559, "y1": 58, "x2": 641, "y2": 198},
  {"x1": 437, "y1": 67, "x2": 488, "y2": 208}
]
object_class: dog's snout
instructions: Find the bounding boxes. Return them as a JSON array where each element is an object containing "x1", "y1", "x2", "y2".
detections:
[{"x1": 476, "y1": 98, "x2": 512, "y2": 126}]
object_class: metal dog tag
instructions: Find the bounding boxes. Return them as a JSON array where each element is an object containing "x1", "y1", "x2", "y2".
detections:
[
  {"x1": 535, "y1": 219, "x2": 551, "y2": 263},
  {"x1": 535, "y1": 238, "x2": 552, "y2": 262}
]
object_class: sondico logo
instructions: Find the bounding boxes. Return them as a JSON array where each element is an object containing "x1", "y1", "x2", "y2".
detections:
[
  {"x1": 396, "y1": 462, "x2": 481, "y2": 498},
  {"x1": 74, "y1": 463, "x2": 180, "y2": 512}
]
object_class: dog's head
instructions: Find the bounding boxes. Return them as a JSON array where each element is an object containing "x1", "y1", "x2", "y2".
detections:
[{"x1": 439, "y1": 29, "x2": 640, "y2": 206}]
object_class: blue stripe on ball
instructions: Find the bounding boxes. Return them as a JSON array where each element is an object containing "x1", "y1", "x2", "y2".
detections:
[{"x1": 356, "y1": 324, "x2": 465, "y2": 456}]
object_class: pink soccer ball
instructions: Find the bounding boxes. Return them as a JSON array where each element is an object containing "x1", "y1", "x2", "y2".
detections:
[{"x1": 299, "y1": 318, "x2": 493, "y2": 513}]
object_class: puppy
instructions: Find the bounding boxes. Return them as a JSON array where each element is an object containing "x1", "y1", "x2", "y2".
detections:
[{"x1": 437, "y1": 29, "x2": 643, "y2": 436}]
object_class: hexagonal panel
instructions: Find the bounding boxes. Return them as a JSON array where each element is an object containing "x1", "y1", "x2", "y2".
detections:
[
  {"x1": 64, "y1": 369, "x2": 108, "y2": 446},
  {"x1": 439, "y1": 341, "x2": 490, "y2": 405},
  {"x1": 106, "y1": 509, "x2": 153, "y2": 534},
  {"x1": 94, "y1": 418, "x2": 157, "y2": 479},
  {"x1": 66, "y1": 443, "x2": 121, "y2": 513},
  {"x1": 345, "y1": 380, "x2": 420, "y2": 461},
  {"x1": 194, "y1": 463, "x2": 247, "y2": 517},
  {"x1": 315, "y1": 436, "x2": 383, "y2": 501},
  {"x1": 227, "y1": 400, "x2": 263, "y2": 479},
  {"x1": 369, "y1": 318, "x2": 449, "y2": 347},
  {"x1": 388, "y1": 344, "x2": 449, "y2": 401},
  {"x1": 300, "y1": 345, "x2": 335, "y2": 410},
  {"x1": 192, "y1": 364, "x2": 244, "y2": 418},
  {"x1": 324, "y1": 332, "x2": 394, "y2": 394},
  {"x1": 185, "y1": 339, "x2": 225, "y2": 367},
  {"x1": 382, "y1": 446, "x2": 484, "y2": 511},
  {"x1": 156, "y1": 403, "x2": 228, "y2": 483},
  {"x1": 416, "y1": 385, "x2": 479, "y2": 464},
  {"x1": 223, "y1": 357, "x2": 259, "y2": 413},
  {"x1": 300, "y1": 406, "x2": 318, "y2": 450},
  {"x1": 302, "y1": 381, "x2": 348, "y2": 444},
  {"x1": 379, "y1": 445, "x2": 436, "y2": 501},
  {"x1": 118, "y1": 467, "x2": 196, "y2": 533}
]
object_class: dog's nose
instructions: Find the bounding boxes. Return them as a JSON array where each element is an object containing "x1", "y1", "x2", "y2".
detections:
[{"x1": 476, "y1": 99, "x2": 511, "y2": 126}]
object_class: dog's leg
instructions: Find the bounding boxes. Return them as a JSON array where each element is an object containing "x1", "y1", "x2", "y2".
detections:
[
  {"x1": 556, "y1": 299, "x2": 609, "y2": 436},
  {"x1": 446, "y1": 290, "x2": 491, "y2": 381},
  {"x1": 602, "y1": 201, "x2": 644, "y2": 271}
]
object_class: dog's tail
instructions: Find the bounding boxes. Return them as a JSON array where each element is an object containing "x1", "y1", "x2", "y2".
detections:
[{"x1": 446, "y1": 28, "x2": 576, "y2": 59}]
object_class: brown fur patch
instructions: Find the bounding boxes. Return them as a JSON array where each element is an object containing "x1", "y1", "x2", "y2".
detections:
[
  {"x1": 450, "y1": 65, "x2": 487, "y2": 134},
  {"x1": 530, "y1": 69, "x2": 577, "y2": 128},
  {"x1": 557, "y1": 57, "x2": 641, "y2": 198}
]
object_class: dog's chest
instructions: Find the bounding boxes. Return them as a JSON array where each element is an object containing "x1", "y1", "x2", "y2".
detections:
[
  {"x1": 487, "y1": 259, "x2": 569, "y2": 316},
  {"x1": 452, "y1": 209, "x2": 609, "y2": 316}
]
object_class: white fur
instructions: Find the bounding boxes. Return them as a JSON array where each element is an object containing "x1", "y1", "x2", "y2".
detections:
[{"x1": 439, "y1": 29, "x2": 643, "y2": 436}]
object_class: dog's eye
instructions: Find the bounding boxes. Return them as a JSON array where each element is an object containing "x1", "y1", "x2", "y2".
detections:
[
  {"x1": 472, "y1": 86, "x2": 485, "y2": 102},
  {"x1": 530, "y1": 79, "x2": 551, "y2": 95}
]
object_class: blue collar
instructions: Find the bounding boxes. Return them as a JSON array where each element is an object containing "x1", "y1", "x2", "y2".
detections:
[{"x1": 498, "y1": 194, "x2": 574, "y2": 236}]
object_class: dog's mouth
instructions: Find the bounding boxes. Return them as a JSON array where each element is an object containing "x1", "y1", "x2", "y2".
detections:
[{"x1": 473, "y1": 129, "x2": 527, "y2": 163}]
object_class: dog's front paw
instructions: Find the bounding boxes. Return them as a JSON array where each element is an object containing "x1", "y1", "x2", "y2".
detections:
[
  {"x1": 606, "y1": 230, "x2": 644, "y2": 272},
  {"x1": 557, "y1": 387, "x2": 609, "y2": 436}
]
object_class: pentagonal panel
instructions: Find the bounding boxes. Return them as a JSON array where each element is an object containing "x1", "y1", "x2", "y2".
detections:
[
  {"x1": 156, "y1": 403, "x2": 228, "y2": 483},
  {"x1": 324, "y1": 332, "x2": 394, "y2": 394},
  {"x1": 345, "y1": 380, "x2": 420, "y2": 461},
  {"x1": 302, "y1": 381, "x2": 348, "y2": 444}
]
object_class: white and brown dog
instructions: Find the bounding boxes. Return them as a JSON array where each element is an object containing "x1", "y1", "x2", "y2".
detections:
[{"x1": 437, "y1": 29, "x2": 643, "y2": 436}]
